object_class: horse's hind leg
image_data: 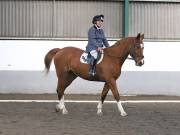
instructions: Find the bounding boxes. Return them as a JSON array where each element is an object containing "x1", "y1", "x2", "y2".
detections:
[
  {"x1": 56, "y1": 93, "x2": 68, "y2": 114},
  {"x1": 97, "y1": 83, "x2": 109, "y2": 115},
  {"x1": 55, "y1": 80, "x2": 68, "y2": 114},
  {"x1": 55, "y1": 72, "x2": 77, "y2": 114}
]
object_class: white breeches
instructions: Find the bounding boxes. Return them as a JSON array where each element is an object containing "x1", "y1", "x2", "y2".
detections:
[{"x1": 90, "y1": 50, "x2": 98, "y2": 59}]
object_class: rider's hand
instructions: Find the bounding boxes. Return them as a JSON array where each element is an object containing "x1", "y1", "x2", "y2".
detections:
[{"x1": 97, "y1": 47, "x2": 103, "y2": 52}]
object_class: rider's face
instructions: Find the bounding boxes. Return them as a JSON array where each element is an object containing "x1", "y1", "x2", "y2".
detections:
[{"x1": 96, "y1": 20, "x2": 103, "y2": 28}]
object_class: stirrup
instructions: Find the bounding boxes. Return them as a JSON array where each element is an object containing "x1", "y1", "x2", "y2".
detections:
[
  {"x1": 89, "y1": 68, "x2": 96, "y2": 76},
  {"x1": 91, "y1": 71, "x2": 96, "y2": 76},
  {"x1": 92, "y1": 67, "x2": 96, "y2": 76},
  {"x1": 89, "y1": 71, "x2": 95, "y2": 76},
  {"x1": 89, "y1": 72, "x2": 95, "y2": 76}
]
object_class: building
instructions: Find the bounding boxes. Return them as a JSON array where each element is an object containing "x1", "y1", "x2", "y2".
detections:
[{"x1": 1, "y1": 0, "x2": 180, "y2": 40}]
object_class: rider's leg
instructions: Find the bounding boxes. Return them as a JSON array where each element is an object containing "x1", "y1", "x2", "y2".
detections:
[
  {"x1": 92, "y1": 59, "x2": 97, "y2": 75},
  {"x1": 89, "y1": 50, "x2": 98, "y2": 76},
  {"x1": 89, "y1": 56, "x2": 95, "y2": 75}
]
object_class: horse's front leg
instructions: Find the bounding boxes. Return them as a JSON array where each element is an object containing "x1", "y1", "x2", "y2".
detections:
[
  {"x1": 108, "y1": 79, "x2": 127, "y2": 116},
  {"x1": 97, "y1": 83, "x2": 109, "y2": 115}
]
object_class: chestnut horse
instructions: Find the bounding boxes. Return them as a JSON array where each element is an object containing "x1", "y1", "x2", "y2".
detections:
[{"x1": 44, "y1": 33, "x2": 144, "y2": 116}]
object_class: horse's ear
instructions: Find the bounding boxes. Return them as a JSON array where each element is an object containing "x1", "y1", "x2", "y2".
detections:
[
  {"x1": 136, "y1": 33, "x2": 144, "y2": 40},
  {"x1": 141, "y1": 33, "x2": 144, "y2": 40},
  {"x1": 136, "y1": 33, "x2": 141, "y2": 40}
]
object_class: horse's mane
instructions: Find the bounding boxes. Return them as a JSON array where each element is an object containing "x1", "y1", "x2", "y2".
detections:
[
  {"x1": 113, "y1": 37, "x2": 134, "y2": 47},
  {"x1": 106, "y1": 37, "x2": 134, "y2": 52},
  {"x1": 104, "y1": 37, "x2": 135, "y2": 59}
]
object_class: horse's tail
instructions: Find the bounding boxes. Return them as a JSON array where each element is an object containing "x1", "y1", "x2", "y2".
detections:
[{"x1": 44, "y1": 48, "x2": 61, "y2": 74}]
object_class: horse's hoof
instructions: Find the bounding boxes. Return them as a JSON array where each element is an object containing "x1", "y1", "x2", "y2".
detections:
[
  {"x1": 121, "y1": 112, "x2": 127, "y2": 117},
  {"x1": 62, "y1": 109, "x2": 68, "y2": 115},
  {"x1": 97, "y1": 112, "x2": 103, "y2": 116},
  {"x1": 55, "y1": 105, "x2": 61, "y2": 112},
  {"x1": 97, "y1": 111, "x2": 103, "y2": 116}
]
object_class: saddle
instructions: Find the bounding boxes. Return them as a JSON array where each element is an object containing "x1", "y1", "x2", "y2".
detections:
[{"x1": 80, "y1": 50, "x2": 104, "y2": 64}]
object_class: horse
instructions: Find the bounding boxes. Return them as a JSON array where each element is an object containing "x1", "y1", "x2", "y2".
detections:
[{"x1": 44, "y1": 33, "x2": 144, "y2": 116}]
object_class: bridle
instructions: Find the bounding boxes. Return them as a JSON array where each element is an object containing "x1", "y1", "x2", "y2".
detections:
[
  {"x1": 104, "y1": 52, "x2": 134, "y2": 60},
  {"x1": 129, "y1": 40, "x2": 144, "y2": 61}
]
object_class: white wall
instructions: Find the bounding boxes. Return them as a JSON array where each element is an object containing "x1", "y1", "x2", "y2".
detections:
[{"x1": 0, "y1": 40, "x2": 180, "y2": 95}]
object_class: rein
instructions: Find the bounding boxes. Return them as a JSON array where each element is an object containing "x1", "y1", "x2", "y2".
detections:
[
  {"x1": 102, "y1": 39, "x2": 138, "y2": 61},
  {"x1": 103, "y1": 52, "x2": 134, "y2": 60},
  {"x1": 83, "y1": 39, "x2": 137, "y2": 61}
]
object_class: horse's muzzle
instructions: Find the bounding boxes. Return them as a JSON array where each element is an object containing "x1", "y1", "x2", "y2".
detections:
[{"x1": 136, "y1": 59, "x2": 144, "y2": 66}]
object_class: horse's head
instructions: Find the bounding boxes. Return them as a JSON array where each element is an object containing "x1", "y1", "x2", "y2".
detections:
[{"x1": 129, "y1": 33, "x2": 144, "y2": 66}]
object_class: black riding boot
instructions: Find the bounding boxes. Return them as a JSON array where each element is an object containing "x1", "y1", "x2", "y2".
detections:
[
  {"x1": 92, "y1": 59, "x2": 97, "y2": 75},
  {"x1": 89, "y1": 57, "x2": 96, "y2": 76}
]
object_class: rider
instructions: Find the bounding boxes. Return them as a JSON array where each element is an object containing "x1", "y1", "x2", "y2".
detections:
[{"x1": 86, "y1": 14, "x2": 109, "y2": 76}]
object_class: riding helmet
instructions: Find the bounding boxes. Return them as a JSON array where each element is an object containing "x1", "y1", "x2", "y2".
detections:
[{"x1": 92, "y1": 14, "x2": 104, "y2": 24}]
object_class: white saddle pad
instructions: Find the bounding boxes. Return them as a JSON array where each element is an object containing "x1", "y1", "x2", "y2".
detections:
[{"x1": 80, "y1": 51, "x2": 104, "y2": 64}]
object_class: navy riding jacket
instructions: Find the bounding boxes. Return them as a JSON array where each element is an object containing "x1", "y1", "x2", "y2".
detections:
[{"x1": 86, "y1": 25, "x2": 109, "y2": 52}]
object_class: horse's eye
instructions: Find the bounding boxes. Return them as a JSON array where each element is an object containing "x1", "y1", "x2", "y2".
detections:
[{"x1": 135, "y1": 45, "x2": 141, "y2": 49}]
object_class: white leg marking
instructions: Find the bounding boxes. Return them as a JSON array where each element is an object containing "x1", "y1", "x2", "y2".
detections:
[
  {"x1": 56, "y1": 96, "x2": 68, "y2": 114},
  {"x1": 62, "y1": 106, "x2": 68, "y2": 115},
  {"x1": 97, "y1": 101, "x2": 103, "y2": 115},
  {"x1": 117, "y1": 101, "x2": 127, "y2": 116}
]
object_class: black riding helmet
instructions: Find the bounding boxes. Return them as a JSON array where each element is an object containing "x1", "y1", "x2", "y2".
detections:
[{"x1": 92, "y1": 14, "x2": 104, "y2": 24}]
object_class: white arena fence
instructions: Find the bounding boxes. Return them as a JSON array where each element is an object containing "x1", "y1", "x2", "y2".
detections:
[{"x1": 0, "y1": 40, "x2": 180, "y2": 95}]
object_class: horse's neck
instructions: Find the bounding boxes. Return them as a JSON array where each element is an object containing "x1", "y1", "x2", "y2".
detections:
[{"x1": 106, "y1": 37, "x2": 134, "y2": 61}]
